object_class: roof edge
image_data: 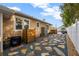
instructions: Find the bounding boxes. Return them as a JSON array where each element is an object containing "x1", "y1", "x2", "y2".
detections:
[{"x1": 0, "y1": 5, "x2": 52, "y2": 25}]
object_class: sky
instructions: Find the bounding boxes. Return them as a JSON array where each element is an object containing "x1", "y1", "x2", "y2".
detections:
[{"x1": 0, "y1": 3, "x2": 63, "y2": 28}]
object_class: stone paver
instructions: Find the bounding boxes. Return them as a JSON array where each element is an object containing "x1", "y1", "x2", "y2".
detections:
[
  {"x1": 53, "y1": 47, "x2": 65, "y2": 56},
  {"x1": 30, "y1": 45, "x2": 33, "y2": 50},
  {"x1": 41, "y1": 53, "x2": 49, "y2": 56},
  {"x1": 58, "y1": 45, "x2": 65, "y2": 49},
  {"x1": 27, "y1": 51, "x2": 35, "y2": 56},
  {"x1": 45, "y1": 47, "x2": 53, "y2": 52},
  {"x1": 35, "y1": 46, "x2": 41, "y2": 51},
  {"x1": 8, "y1": 51, "x2": 19, "y2": 56},
  {"x1": 20, "y1": 48, "x2": 27, "y2": 54},
  {"x1": 34, "y1": 43, "x2": 40, "y2": 46}
]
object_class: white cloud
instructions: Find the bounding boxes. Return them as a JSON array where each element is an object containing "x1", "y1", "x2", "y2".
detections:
[
  {"x1": 31, "y1": 3, "x2": 62, "y2": 20},
  {"x1": 41, "y1": 6, "x2": 62, "y2": 20},
  {"x1": 31, "y1": 3, "x2": 49, "y2": 8},
  {"x1": 8, "y1": 7, "x2": 21, "y2": 11}
]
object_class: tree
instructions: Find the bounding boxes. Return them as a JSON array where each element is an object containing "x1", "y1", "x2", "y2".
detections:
[{"x1": 60, "y1": 3, "x2": 79, "y2": 27}]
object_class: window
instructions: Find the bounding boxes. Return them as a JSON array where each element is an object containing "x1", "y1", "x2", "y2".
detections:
[
  {"x1": 47, "y1": 25, "x2": 49, "y2": 30},
  {"x1": 15, "y1": 18, "x2": 22, "y2": 30},
  {"x1": 24, "y1": 19, "x2": 29, "y2": 29},
  {"x1": 37, "y1": 22, "x2": 40, "y2": 27}
]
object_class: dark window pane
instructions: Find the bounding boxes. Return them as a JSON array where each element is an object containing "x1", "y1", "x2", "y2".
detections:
[
  {"x1": 16, "y1": 18, "x2": 22, "y2": 30},
  {"x1": 37, "y1": 23, "x2": 39, "y2": 27},
  {"x1": 24, "y1": 25, "x2": 29, "y2": 29}
]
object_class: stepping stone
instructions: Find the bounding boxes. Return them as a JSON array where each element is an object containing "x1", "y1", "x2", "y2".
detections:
[
  {"x1": 42, "y1": 43, "x2": 48, "y2": 45},
  {"x1": 8, "y1": 51, "x2": 19, "y2": 56},
  {"x1": 41, "y1": 41, "x2": 44, "y2": 43},
  {"x1": 53, "y1": 41, "x2": 57, "y2": 44},
  {"x1": 53, "y1": 47, "x2": 65, "y2": 56},
  {"x1": 49, "y1": 44, "x2": 56, "y2": 46},
  {"x1": 48, "y1": 42, "x2": 51, "y2": 44},
  {"x1": 40, "y1": 41, "x2": 45, "y2": 44},
  {"x1": 44, "y1": 40, "x2": 48, "y2": 42},
  {"x1": 48, "y1": 40, "x2": 53, "y2": 44},
  {"x1": 35, "y1": 46, "x2": 41, "y2": 51},
  {"x1": 30, "y1": 45, "x2": 33, "y2": 50},
  {"x1": 35, "y1": 43, "x2": 40, "y2": 46},
  {"x1": 10, "y1": 45, "x2": 23, "y2": 52},
  {"x1": 41, "y1": 53, "x2": 49, "y2": 56},
  {"x1": 20, "y1": 48, "x2": 27, "y2": 54},
  {"x1": 59, "y1": 42, "x2": 65, "y2": 45},
  {"x1": 44, "y1": 39, "x2": 48, "y2": 41},
  {"x1": 45, "y1": 47, "x2": 53, "y2": 52},
  {"x1": 27, "y1": 51, "x2": 35, "y2": 56},
  {"x1": 43, "y1": 38, "x2": 48, "y2": 41},
  {"x1": 58, "y1": 45, "x2": 65, "y2": 49}
]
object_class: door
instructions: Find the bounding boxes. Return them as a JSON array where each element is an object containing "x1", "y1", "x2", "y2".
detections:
[
  {"x1": 45, "y1": 28, "x2": 48, "y2": 36},
  {"x1": 41, "y1": 27, "x2": 45, "y2": 36}
]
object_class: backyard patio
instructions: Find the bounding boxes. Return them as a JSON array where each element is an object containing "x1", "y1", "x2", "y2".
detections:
[{"x1": 3, "y1": 34, "x2": 68, "y2": 56}]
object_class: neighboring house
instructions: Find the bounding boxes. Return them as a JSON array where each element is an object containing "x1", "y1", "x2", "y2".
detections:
[
  {"x1": 48, "y1": 26, "x2": 57, "y2": 34},
  {"x1": 57, "y1": 25, "x2": 66, "y2": 34},
  {"x1": 0, "y1": 5, "x2": 52, "y2": 43}
]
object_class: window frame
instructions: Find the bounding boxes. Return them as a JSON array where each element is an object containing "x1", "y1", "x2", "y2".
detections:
[
  {"x1": 14, "y1": 16, "x2": 30, "y2": 31},
  {"x1": 36, "y1": 22, "x2": 40, "y2": 28},
  {"x1": 23, "y1": 19, "x2": 30, "y2": 29},
  {"x1": 14, "y1": 17, "x2": 23, "y2": 31}
]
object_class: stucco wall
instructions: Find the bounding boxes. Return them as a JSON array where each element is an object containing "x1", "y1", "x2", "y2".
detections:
[
  {"x1": 3, "y1": 14, "x2": 50, "y2": 41},
  {"x1": 3, "y1": 15, "x2": 22, "y2": 41},
  {"x1": 30, "y1": 19, "x2": 49, "y2": 37},
  {"x1": 30, "y1": 19, "x2": 42, "y2": 37},
  {"x1": 3, "y1": 15, "x2": 14, "y2": 41}
]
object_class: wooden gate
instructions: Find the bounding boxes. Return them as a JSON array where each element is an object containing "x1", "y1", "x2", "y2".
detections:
[{"x1": 22, "y1": 29, "x2": 36, "y2": 43}]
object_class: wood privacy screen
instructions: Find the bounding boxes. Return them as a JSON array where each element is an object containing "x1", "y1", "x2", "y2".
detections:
[{"x1": 23, "y1": 29, "x2": 36, "y2": 43}]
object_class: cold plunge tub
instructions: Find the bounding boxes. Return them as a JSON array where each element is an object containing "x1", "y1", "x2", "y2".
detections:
[{"x1": 3, "y1": 36, "x2": 22, "y2": 50}]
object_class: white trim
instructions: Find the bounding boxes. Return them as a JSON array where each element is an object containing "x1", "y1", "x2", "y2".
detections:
[
  {"x1": 29, "y1": 19, "x2": 30, "y2": 29},
  {"x1": 0, "y1": 13, "x2": 3, "y2": 53},
  {"x1": 36, "y1": 21, "x2": 41, "y2": 36}
]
